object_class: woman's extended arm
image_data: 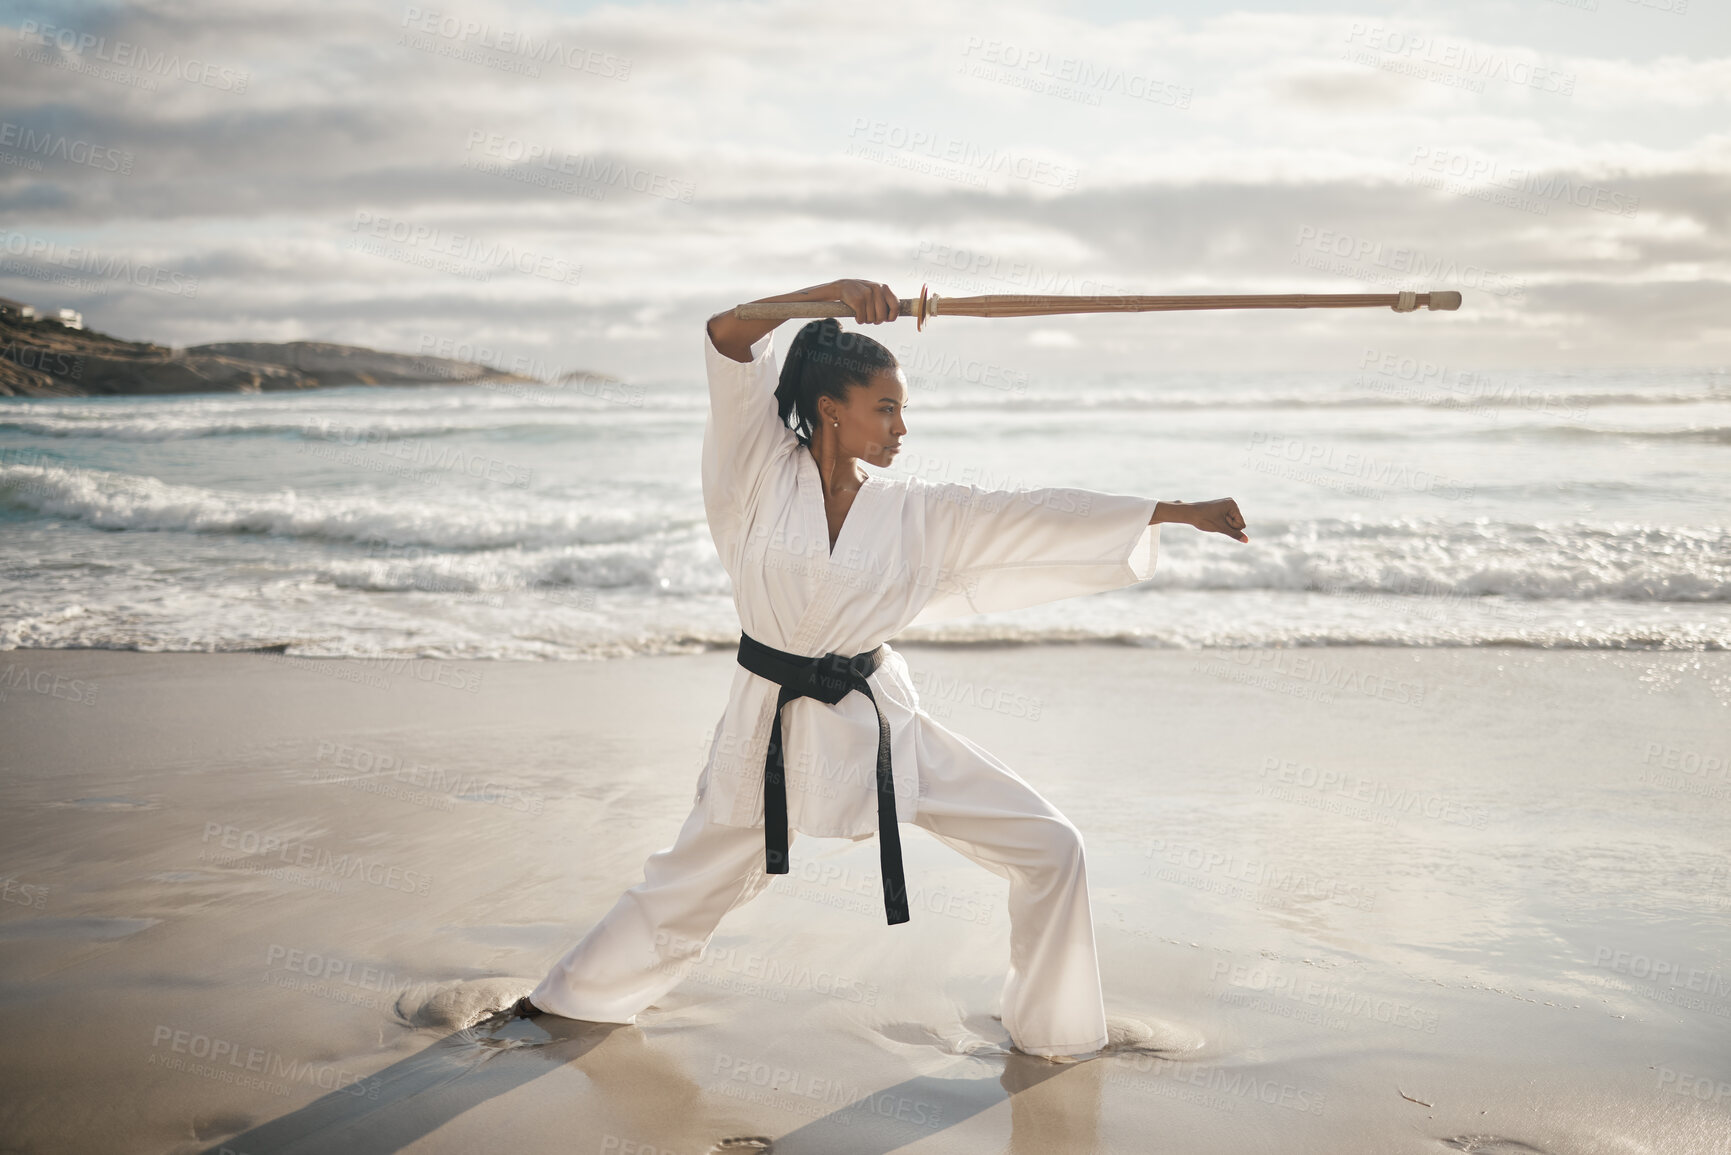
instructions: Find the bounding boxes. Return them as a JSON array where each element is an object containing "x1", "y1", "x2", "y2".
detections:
[
  {"x1": 704, "y1": 278, "x2": 1249, "y2": 543},
  {"x1": 1154, "y1": 497, "x2": 1249, "y2": 543},
  {"x1": 706, "y1": 279, "x2": 898, "y2": 363}
]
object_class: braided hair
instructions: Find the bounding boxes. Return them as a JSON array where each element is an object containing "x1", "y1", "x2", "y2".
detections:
[{"x1": 773, "y1": 317, "x2": 900, "y2": 447}]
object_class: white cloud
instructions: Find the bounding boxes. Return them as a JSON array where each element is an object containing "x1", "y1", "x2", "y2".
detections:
[{"x1": 0, "y1": 0, "x2": 1725, "y2": 376}]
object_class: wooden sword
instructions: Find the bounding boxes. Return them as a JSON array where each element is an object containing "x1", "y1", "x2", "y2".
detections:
[{"x1": 735, "y1": 284, "x2": 1463, "y2": 331}]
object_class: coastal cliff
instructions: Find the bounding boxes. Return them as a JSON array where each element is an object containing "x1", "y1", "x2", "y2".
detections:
[{"x1": 0, "y1": 317, "x2": 552, "y2": 397}]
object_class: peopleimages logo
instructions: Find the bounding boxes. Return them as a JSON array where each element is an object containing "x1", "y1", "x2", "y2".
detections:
[
  {"x1": 1593, "y1": 947, "x2": 1731, "y2": 998},
  {"x1": 0, "y1": 229, "x2": 199, "y2": 298},
  {"x1": 15, "y1": 19, "x2": 250, "y2": 92},
  {"x1": 348, "y1": 211, "x2": 583, "y2": 284},
  {"x1": 1407, "y1": 146, "x2": 1639, "y2": 218},
  {"x1": 1342, "y1": 23, "x2": 1575, "y2": 96},
  {"x1": 0, "y1": 662, "x2": 98, "y2": 707},
  {"x1": 846, "y1": 118, "x2": 1079, "y2": 191},
  {"x1": 461, "y1": 131, "x2": 693, "y2": 202},
  {"x1": 0, "y1": 121, "x2": 133, "y2": 173},
  {"x1": 199, "y1": 823, "x2": 434, "y2": 896},
  {"x1": 1292, "y1": 226, "x2": 1525, "y2": 300},
  {"x1": 957, "y1": 37, "x2": 1192, "y2": 109},
  {"x1": 149, "y1": 1025, "x2": 380, "y2": 1099},
  {"x1": 401, "y1": 7, "x2": 633, "y2": 80}
]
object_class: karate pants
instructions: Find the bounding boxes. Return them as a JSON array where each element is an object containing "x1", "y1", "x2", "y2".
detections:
[{"x1": 529, "y1": 719, "x2": 1110, "y2": 1059}]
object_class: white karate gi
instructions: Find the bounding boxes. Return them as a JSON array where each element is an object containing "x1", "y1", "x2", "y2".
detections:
[{"x1": 530, "y1": 324, "x2": 1162, "y2": 1058}]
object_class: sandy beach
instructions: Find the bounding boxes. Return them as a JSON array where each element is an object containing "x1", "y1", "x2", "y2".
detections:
[
  {"x1": 2, "y1": 644, "x2": 1728, "y2": 1154},
  {"x1": 6, "y1": 0, "x2": 1727, "y2": 1151}
]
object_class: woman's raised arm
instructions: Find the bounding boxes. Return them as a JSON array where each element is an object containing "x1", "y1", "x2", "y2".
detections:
[
  {"x1": 706, "y1": 279, "x2": 899, "y2": 363},
  {"x1": 704, "y1": 280, "x2": 1250, "y2": 545}
]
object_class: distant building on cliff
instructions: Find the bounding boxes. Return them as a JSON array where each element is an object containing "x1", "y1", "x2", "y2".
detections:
[
  {"x1": 52, "y1": 307, "x2": 83, "y2": 330},
  {"x1": 0, "y1": 296, "x2": 37, "y2": 321}
]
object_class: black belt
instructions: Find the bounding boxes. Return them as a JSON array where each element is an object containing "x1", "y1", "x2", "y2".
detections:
[{"x1": 735, "y1": 632, "x2": 909, "y2": 925}]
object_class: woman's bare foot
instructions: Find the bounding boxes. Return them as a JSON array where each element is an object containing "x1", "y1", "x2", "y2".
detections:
[{"x1": 477, "y1": 994, "x2": 546, "y2": 1026}]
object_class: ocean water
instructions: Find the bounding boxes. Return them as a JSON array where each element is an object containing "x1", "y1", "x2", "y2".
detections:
[{"x1": 2, "y1": 362, "x2": 1728, "y2": 658}]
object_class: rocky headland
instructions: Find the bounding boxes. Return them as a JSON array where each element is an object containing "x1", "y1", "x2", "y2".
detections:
[{"x1": 0, "y1": 315, "x2": 585, "y2": 397}]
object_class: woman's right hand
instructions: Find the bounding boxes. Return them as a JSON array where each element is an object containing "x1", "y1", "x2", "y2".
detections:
[
  {"x1": 829, "y1": 279, "x2": 900, "y2": 325},
  {"x1": 708, "y1": 278, "x2": 899, "y2": 362}
]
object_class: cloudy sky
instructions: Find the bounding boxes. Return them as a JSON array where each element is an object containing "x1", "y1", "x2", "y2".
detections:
[{"x1": 2, "y1": 0, "x2": 1727, "y2": 383}]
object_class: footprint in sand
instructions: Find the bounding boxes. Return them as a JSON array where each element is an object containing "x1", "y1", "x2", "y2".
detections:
[
  {"x1": 884, "y1": 1013, "x2": 1204, "y2": 1061},
  {"x1": 1440, "y1": 1139, "x2": 1550, "y2": 1155},
  {"x1": 995, "y1": 1010, "x2": 1206, "y2": 1059},
  {"x1": 394, "y1": 977, "x2": 538, "y2": 1030},
  {"x1": 879, "y1": 1020, "x2": 1009, "y2": 1057},
  {"x1": 1099, "y1": 1014, "x2": 1207, "y2": 1057}
]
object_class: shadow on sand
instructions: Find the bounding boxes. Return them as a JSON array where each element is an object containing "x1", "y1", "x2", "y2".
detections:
[{"x1": 202, "y1": 1013, "x2": 1104, "y2": 1155}]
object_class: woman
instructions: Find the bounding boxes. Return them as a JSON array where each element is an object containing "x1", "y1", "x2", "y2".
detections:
[{"x1": 514, "y1": 278, "x2": 1249, "y2": 1062}]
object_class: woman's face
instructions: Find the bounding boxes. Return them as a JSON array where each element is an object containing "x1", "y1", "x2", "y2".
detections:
[{"x1": 822, "y1": 368, "x2": 908, "y2": 468}]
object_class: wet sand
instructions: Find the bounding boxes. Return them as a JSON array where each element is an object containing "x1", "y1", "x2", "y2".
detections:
[{"x1": 1, "y1": 645, "x2": 1729, "y2": 1154}]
